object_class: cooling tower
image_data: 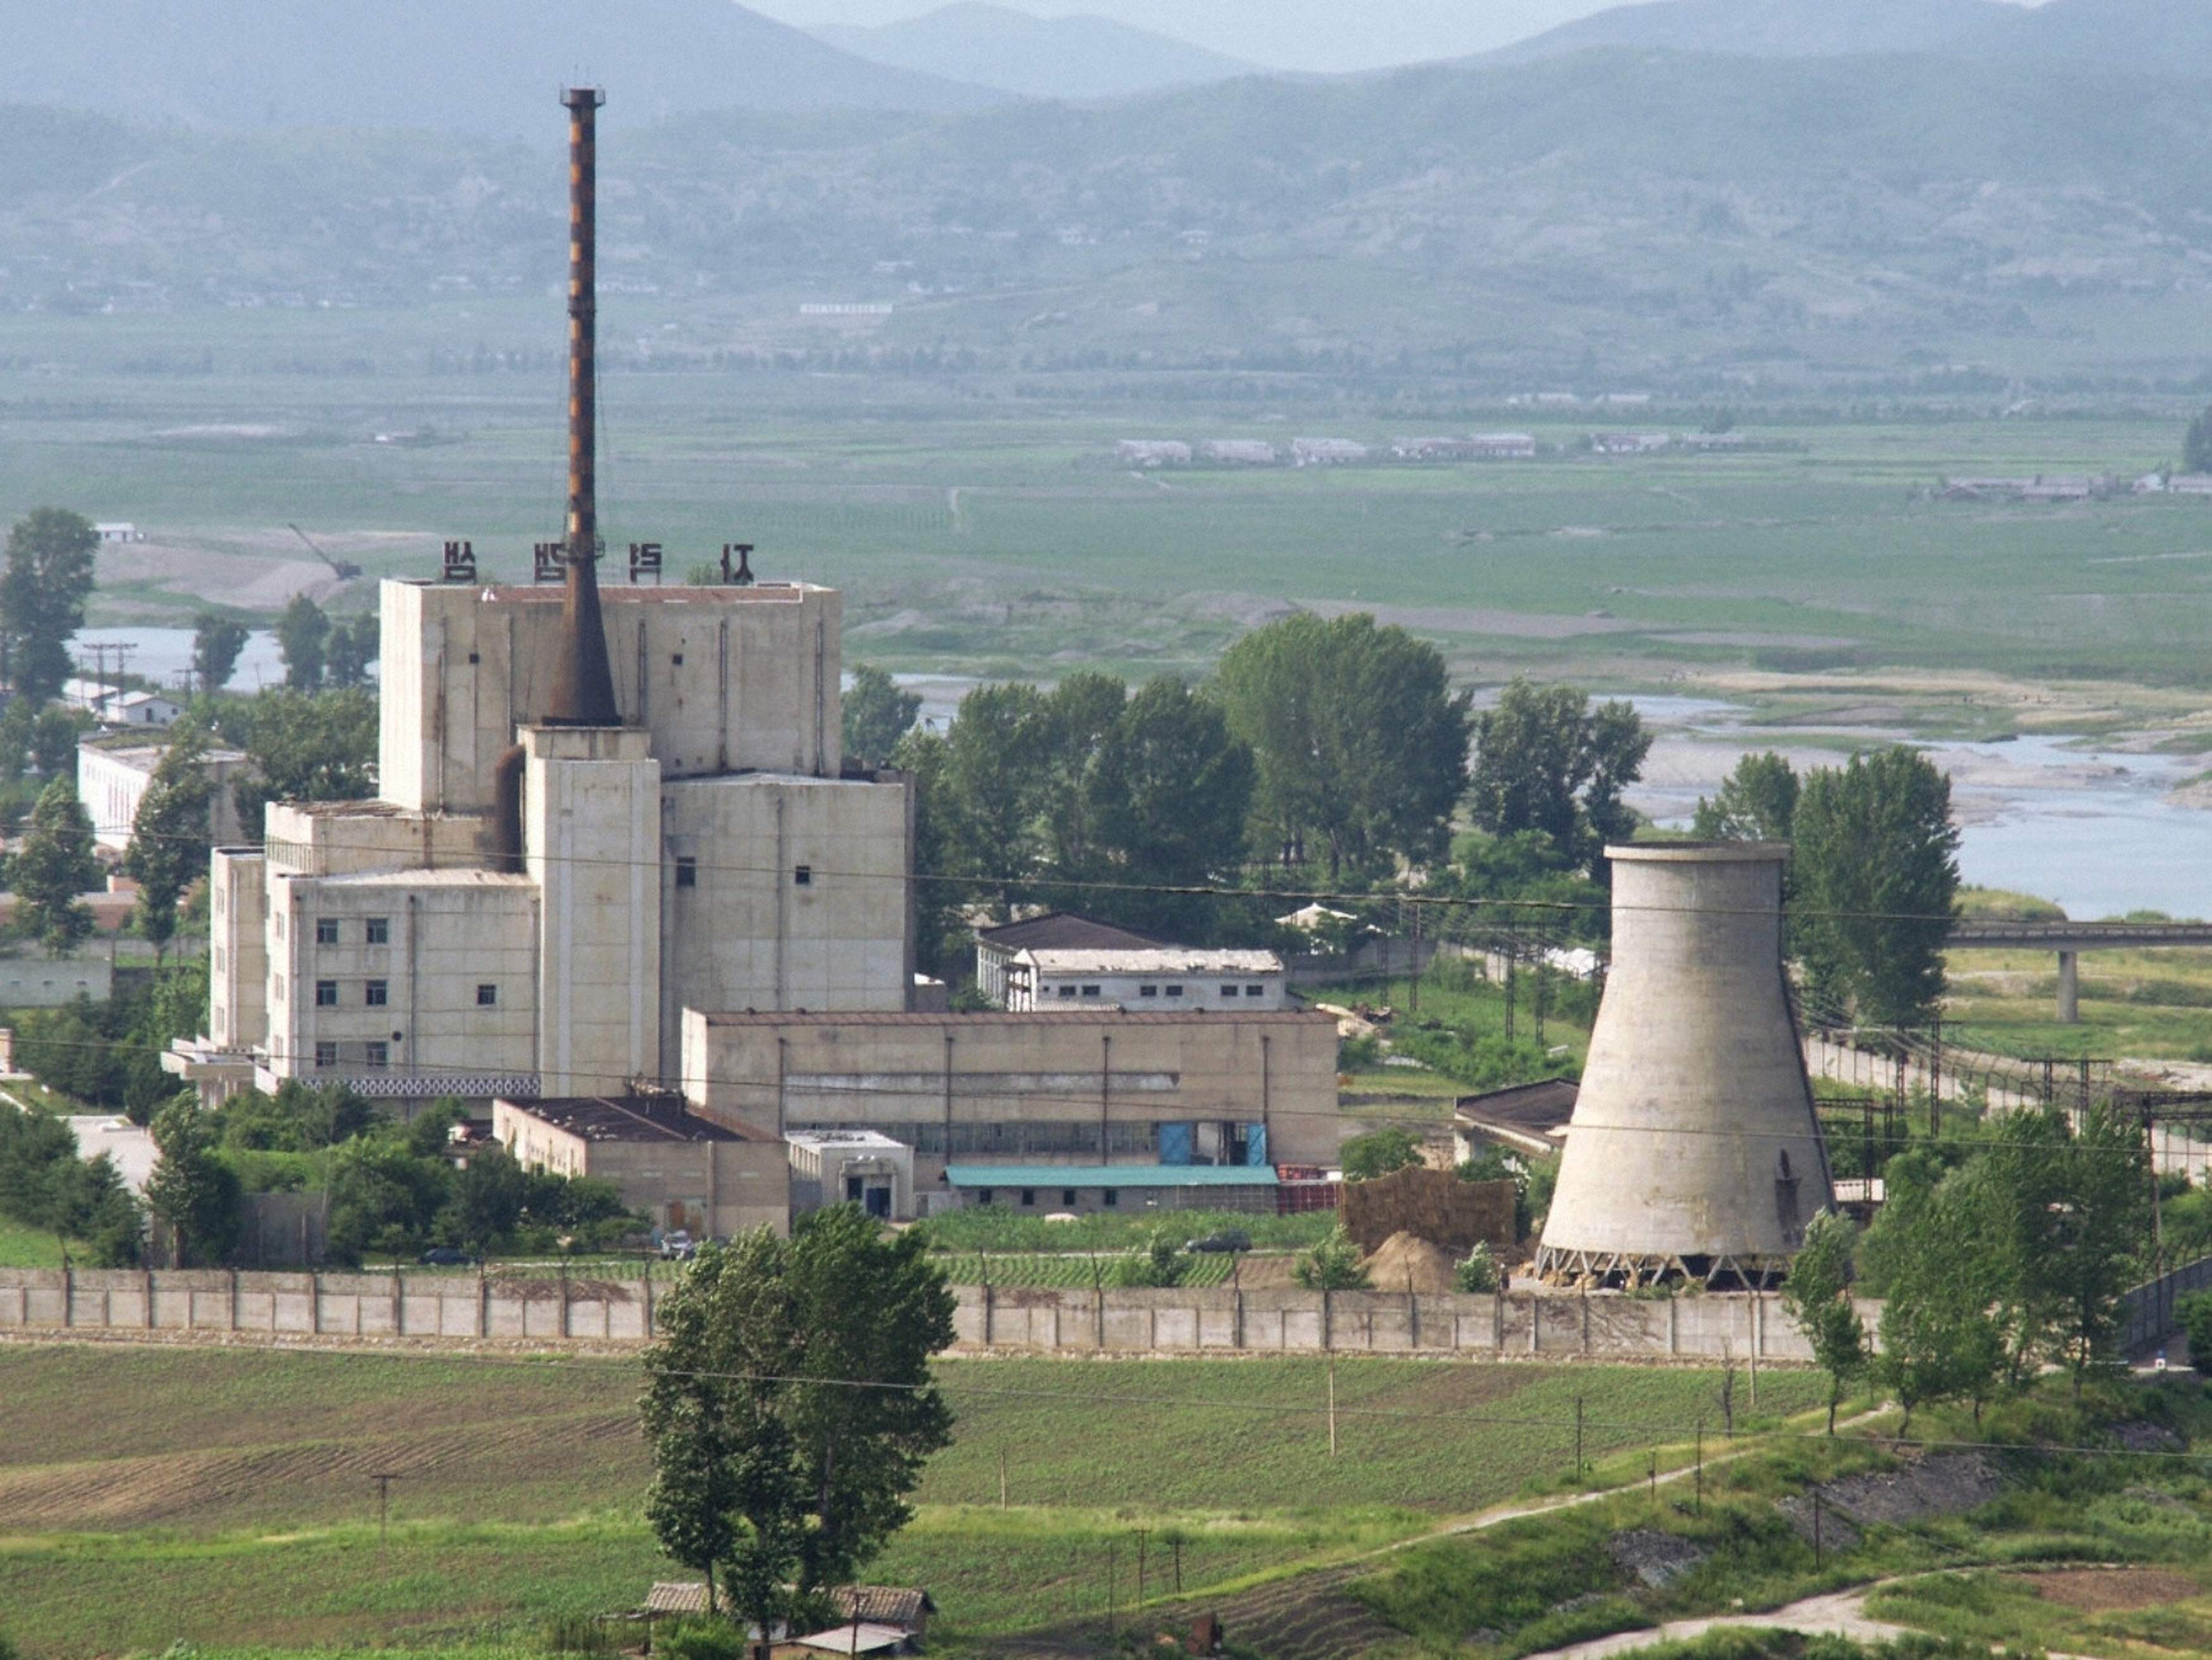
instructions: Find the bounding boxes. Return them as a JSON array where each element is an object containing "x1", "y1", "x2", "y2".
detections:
[{"x1": 1535, "y1": 843, "x2": 1832, "y2": 1290}]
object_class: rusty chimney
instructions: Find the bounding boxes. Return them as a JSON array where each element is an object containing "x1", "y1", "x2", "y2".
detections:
[{"x1": 545, "y1": 84, "x2": 621, "y2": 728}]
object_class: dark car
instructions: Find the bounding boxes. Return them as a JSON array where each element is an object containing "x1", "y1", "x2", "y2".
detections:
[
  {"x1": 1184, "y1": 1230, "x2": 1252, "y2": 1254},
  {"x1": 418, "y1": 1246, "x2": 472, "y2": 1267}
]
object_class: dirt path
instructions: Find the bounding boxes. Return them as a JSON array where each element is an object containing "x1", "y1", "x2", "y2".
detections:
[{"x1": 1522, "y1": 1587, "x2": 1911, "y2": 1658}]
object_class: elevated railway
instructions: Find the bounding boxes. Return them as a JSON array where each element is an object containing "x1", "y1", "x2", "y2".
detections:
[{"x1": 1947, "y1": 919, "x2": 2212, "y2": 1022}]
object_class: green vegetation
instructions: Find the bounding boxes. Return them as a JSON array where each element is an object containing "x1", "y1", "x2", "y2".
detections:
[
  {"x1": 0, "y1": 508, "x2": 97, "y2": 702},
  {"x1": 1468, "y1": 678, "x2": 1649, "y2": 879},
  {"x1": 0, "y1": 1097, "x2": 142, "y2": 1266}
]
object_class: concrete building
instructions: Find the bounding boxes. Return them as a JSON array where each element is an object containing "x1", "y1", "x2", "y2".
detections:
[
  {"x1": 1115, "y1": 440, "x2": 1190, "y2": 467},
  {"x1": 1002, "y1": 946, "x2": 1287, "y2": 1012},
  {"x1": 64, "y1": 680, "x2": 182, "y2": 729},
  {"x1": 943, "y1": 1162, "x2": 1279, "y2": 1214},
  {"x1": 78, "y1": 736, "x2": 252, "y2": 855},
  {"x1": 168, "y1": 87, "x2": 914, "y2": 1111},
  {"x1": 494, "y1": 1092, "x2": 787, "y2": 1240},
  {"x1": 787, "y1": 1129, "x2": 915, "y2": 1221},
  {"x1": 1202, "y1": 439, "x2": 1278, "y2": 465},
  {"x1": 1292, "y1": 437, "x2": 1368, "y2": 466},
  {"x1": 973, "y1": 912, "x2": 1159, "y2": 1008},
  {"x1": 1536, "y1": 843, "x2": 1833, "y2": 1290},
  {"x1": 681, "y1": 1009, "x2": 1344, "y2": 1190}
]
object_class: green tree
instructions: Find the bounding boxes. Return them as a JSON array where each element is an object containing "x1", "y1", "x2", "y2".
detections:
[
  {"x1": 1294, "y1": 1225, "x2": 1371, "y2": 1290},
  {"x1": 144, "y1": 1099, "x2": 243, "y2": 1267},
  {"x1": 1454, "y1": 1242, "x2": 1500, "y2": 1293},
  {"x1": 124, "y1": 735, "x2": 214, "y2": 958},
  {"x1": 1112, "y1": 1230, "x2": 1191, "y2": 1288},
  {"x1": 842, "y1": 664, "x2": 921, "y2": 768},
  {"x1": 1792, "y1": 747, "x2": 1961, "y2": 1026},
  {"x1": 939, "y1": 682, "x2": 1050, "y2": 917},
  {"x1": 1875, "y1": 1168, "x2": 2004, "y2": 1432},
  {"x1": 13, "y1": 776, "x2": 100, "y2": 954},
  {"x1": 325, "y1": 614, "x2": 377, "y2": 689},
  {"x1": 2176, "y1": 1289, "x2": 2212, "y2": 1369},
  {"x1": 447, "y1": 1144, "x2": 527, "y2": 1255},
  {"x1": 2043, "y1": 1106, "x2": 2151, "y2": 1394},
  {"x1": 1466, "y1": 678, "x2": 1651, "y2": 877},
  {"x1": 191, "y1": 614, "x2": 251, "y2": 695},
  {"x1": 31, "y1": 705, "x2": 88, "y2": 778},
  {"x1": 276, "y1": 594, "x2": 330, "y2": 690},
  {"x1": 1083, "y1": 676, "x2": 1255, "y2": 932},
  {"x1": 1033, "y1": 669, "x2": 1128, "y2": 881},
  {"x1": 325, "y1": 1133, "x2": 453, "y2": 1264},
  {"x1": 1215, "y1": 612, "x2": 1473, "y2": 882},
  {"x1": 640, "y1": 1207, "x2": 956, "y2": 1638},
  {"x1": 1778, "y1": 1209, "x2": 1867, "y2": 1434},
  {"x1": 0, "y1": 508, "x2": 97, "y2": 699},
  {"x1": 889, "y1": 728, "x2": 966, "y2": 982},
  {"x1": 2187, "y1": 405, "x2": 2212, "y2": 475},
  {"x1": 227, "y1": 687, "x2": 377, "y2": 835},
  {"x1": 1341, "y1": 1126, "x2": 1423, "y2": 1180},
  {"x1": 1692, "y1": 751, "x2": 1799, "y2": 842}
]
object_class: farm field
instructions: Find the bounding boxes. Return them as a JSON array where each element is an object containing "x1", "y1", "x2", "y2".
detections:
[
  {"x1": 0, "y1": 1341, "x2": 1831, "y2": 1658},
  {"x1": 1946, "y1": 943, "x2": 2212, "y2": 1066}
]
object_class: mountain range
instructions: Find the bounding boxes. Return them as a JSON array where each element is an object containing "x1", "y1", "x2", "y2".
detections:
[{"x1": 813, "y1": 3, "x2": 1259, "y2": 100}]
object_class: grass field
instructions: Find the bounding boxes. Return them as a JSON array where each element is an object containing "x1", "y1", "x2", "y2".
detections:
[
  {"x1": 0, "y1": 1342, "x2": 1831, "y2": 1658},
  {"x1": 1947, "y1": 943, "x2": 2212, "y2": 1064},
  {"x1": 0, "y1": 1214, "x2": 66, "y2": 1267}
]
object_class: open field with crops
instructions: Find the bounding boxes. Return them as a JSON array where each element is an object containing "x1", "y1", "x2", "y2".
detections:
[{"x1": 0, "y1": 1341, "x2": 1832, "y2": 1658}]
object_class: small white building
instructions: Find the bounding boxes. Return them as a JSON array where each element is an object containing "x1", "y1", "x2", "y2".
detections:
[
  {"x1": 1115, "y1": 440, "x2": 1191, "y2": 467},
  {"x1": 973, "y1": 912, "x2": 1163, "y2": 1008},
  {"x1": 1005, "y1": 946, "x2": 1287, "y2": 1012},
  {"x1": 787, "y1": 1130, "x2": 915, "y2": 1221},
  {"x1": 1590, "y1": 431, "x2": 1672, "y2": 455},
  {"x1": 1203, "y1": 439, "x2": 1279, "y2": 465},
  {"x1": 1292, "y1": 437, "x2": 1368, "y2": 467},
  {"x1": 94, "y1": 523, "x2": 146, "y2": 544},
  {"x1": 78, "y1": 738, "x2": 252, "y2": 854},
  {"x1": 64, "y1": 679, "x2": 182, "y2": 729}
]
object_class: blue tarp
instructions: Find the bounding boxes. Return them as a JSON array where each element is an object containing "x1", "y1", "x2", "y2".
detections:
[
  {"x1": 1158, "y1": 1123, "x2": 1194, "y2": 1165},
  {"x1": 1246, "y1": 1123, "x2": 1267, "y2": 1166}
]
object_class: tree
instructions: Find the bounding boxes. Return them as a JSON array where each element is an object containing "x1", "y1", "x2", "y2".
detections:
[
  {"x1": 1294, "y1": 1225, "x2": 1371, "y2": 1290},
  {"x1": 1466, "y1": 678, "x2": 1652, "y2": 877},
  {"x1": 1033, "y1": 670, "x2": 1129, "y2": 881},
  {"x1": 0, "y1": 508, "x2": 97, "y2": 700},
  {"x1": 1875, "y1": 1168, "x2": 2004, "y2": 1433},
  {"x1": 125, "y1": 735, "x2": 214, "y2": 958},
  {"x1": 191, "y1": 614, "x2": 251, "y2": 695},
  {"x1": 143, "y1": 1099, "x2": 242, "y2": 1267},
  {"x1": 939, "y1": 682, "x2": 1050, "y2": 917},
  {"x1": 13, "y1": 776, "x2": 100, "y2": 955},
  {"x1": 1341, "y1": 1126, "x2": 1423, "y2": 1180},
  {"x1": 30, "y1": 706, "x2": 88, "y2": 778},
  {"x1": 2176, "y1": 1289, "x2": 2212, "y2": 1370},
  {"x1": 2041, "y1": 1106, "x2": 2151, "y2": 1394},
  {"x1": 1215, "y1": 612, "x2": 1473, "y2": 882},
  {"x1": 1113, "y1": 1230, "x2": 1191, "y2": 1288},
  {"x1": 325, "y1": 614, "x2": 378, "y2": 689},
  {"x1": 226, "y1": 687, "x2": 377, "y2": 834},
  {"x1": 842, "y1": 664, "x2": 921, "y2": 768},
  {"x1": 640, "y1": 1207, "x2": 956, "y2": 1640},
  {"x1": 889, "y1": 728, "x2": 965, "y2": 982},
  {"x1": 276, "y1": 594, "x2": 330, "y2": 690},
  {"x1": 447, "y1": 1144, "x2": 527, "y2": 1255},
  {"x1": 1083, "y1": 677, "x2": 1255, "y2": 931},
  {"x1": 1692, "y1": 751, "x2": 1799, "y2": 843},
  {"x1": 2187, "y1": 405, "x2": 2212, "y2": 475},
  {"x1": 1792, "y1": 747, "x2": 1961, "y2": 1026},
  {"x1": 1454, "y1": 1242, "x2": 1500, "y2": 1293},
  {"x1": 1778, "y1": 1209, "x2": 1867, "y2": 1434}
]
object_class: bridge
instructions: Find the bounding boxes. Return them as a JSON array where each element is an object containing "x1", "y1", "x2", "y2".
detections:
[{"x1": 1948, "y1": 919, "x2": 2212, "y2": 1022}]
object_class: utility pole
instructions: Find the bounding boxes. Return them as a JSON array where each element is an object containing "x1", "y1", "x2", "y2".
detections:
[
  {"x1": 1136, "y1": 1529, "x2": 1148, "y2": 1613},
  {"x1": 1694, "y1": 1419, "x2": 1703, "y2": 1515},
  {"x1": 1106, "y1": 1541, "x2": 1117, "y2": 1638},
  {"x1": 1327, "y1": 1355, "x2": 1338, "y2": 1459},
  {"x1": 1812, "y1": 1490, "x2": 1823, "y2": 1571},
  {"x1": 1408, "y1": 903, "x2": 1421, "y2": 1018},
  {"x1": 999, "y1": 1447, "x2": 1008, "y2": 1510},
  {"x1": 1574, "y1": 1395, "x2": 1584, "y2": 1478},
  {"x1": 371, "y1": 1472, "x2": 402, "y2": 1547}
]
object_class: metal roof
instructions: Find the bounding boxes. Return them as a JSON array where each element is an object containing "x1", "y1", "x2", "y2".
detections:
[
  {"x1": 973, "y1": 912, "x2": 1163, "y2": 953},
  {"x1": 1018, "y1": 948, "x2": 1284, "y2": 974},
  {"x1": 945, "y1": 1163, "x2": 1278, "y2": 1188}
]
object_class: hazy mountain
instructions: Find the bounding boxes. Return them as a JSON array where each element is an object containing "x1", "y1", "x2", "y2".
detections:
[
  {"x1": 1492, "y1": 0, "x2": 2015, "y2": 61},
  {"x1": 813, "y1": 3, "x2": 1260, "y2": 100},
  {"x1": 0, "y1": 0, "x2": 1002, "y2": 136},
  {"x1": 1962, "y1": 0, "x2": 2212, "y2": 68}
]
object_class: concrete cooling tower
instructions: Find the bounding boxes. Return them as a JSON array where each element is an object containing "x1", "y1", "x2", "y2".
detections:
[{"x1": 1535, "y1": 843, "x2": 1833, "y2": 1290}]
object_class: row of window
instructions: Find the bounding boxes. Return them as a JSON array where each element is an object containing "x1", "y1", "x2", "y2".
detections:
[
  {"x1": 976, "y1": 1187, "x2": 1122, "y2": 1208},
  {"x1": 301, "y1": 979, "x2": 497, "y2": 1007},
  {"x1": 1048, "y1": 982, "x2": 1268, "y2": 1001},
  {"x1": 313, "y1": 917, "x2": 392, "y2": 946},
  {"x1": 674, "y1": 858, "x2": 813, "y2": 889},
  {"x1": 788, "y1": 1120, "x2": 1158, "y2": 1157},
  {"x1": 315, "y1": 1041, "x2": 390, "y2": 1070}
]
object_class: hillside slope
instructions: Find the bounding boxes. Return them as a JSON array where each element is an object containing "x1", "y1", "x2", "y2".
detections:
[
  {"x1": 1493, "y1": 0, "x2": 2015, "y2": 61},
  {"x1": 0, "y1": 0, "x2": 1002, "y2": 134},
  {"x1": 815, "y1": 3, "x2": 1260, "y2": 100}
]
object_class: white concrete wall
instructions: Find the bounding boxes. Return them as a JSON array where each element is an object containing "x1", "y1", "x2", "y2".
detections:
[
  {"x1": 209, "y1": 849, "x2": 268, "y2": 1050},
  {"x1": 526, "y1": 726, "x2": 661, "y2": 1097},
  {"x1": 382, "y1": 580, "x2": 844, "y2": 815},
  {"x1": 1014, "y1": 967, "x2": 1285, "y2": 1013}
]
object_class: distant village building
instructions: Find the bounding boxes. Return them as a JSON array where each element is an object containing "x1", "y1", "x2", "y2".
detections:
[
  {"x1": 2169, "y1": 474, "x2": 2212, "y2": 496},
  {"x1": 1392, "y1": 435, "x2": 1538, "y2": 461},
  {"x1": 77, "y1": 736, "x2": 252, "y2": 855},
  {"x1": 1202, "y1": 439, "x2": 1279, "y2": 465},
  {"x1": 1943, "y1": 474, "x2": 2117, "y2": 502},
  {"x1": 1292, "y1": 437, "x2": 1368, "y2": 467},
  {"x1": 64, "y1": 679, "x2": 182, "y2": 729},
  {"x1": 93, "y1": 523, "x2": 146, "y2": 544},
  {"x1": 1116, "y1": 439, "x2": 1191, "y2": 467},
  {"x1": 1589, "y1": 431, "x2": 1672, "y2": 455},
  {"x1": 1679, "y1": 430, "x2": 1747, "y2": 451},
  {"x1": 1003, "y1": 946, "x2": 1287, "y2": 1012}
]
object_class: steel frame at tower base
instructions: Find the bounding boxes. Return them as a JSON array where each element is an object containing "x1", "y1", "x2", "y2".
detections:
[{"x1": 1533, "y1": 1243, "x2": 1792, "y2": 1292}]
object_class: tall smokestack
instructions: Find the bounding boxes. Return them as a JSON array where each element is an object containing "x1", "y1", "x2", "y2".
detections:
[{"x1": 547, "y1": 85, "x2": 621, "y2": 728}]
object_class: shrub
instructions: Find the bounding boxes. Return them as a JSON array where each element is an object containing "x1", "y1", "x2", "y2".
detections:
[
  {"x1": 1454, "y1": 1242, "x2": 1499, "y2": 1293},
  {"x1": 1342, "y1": 1126, "x2": 1422, "y2": 1180},
  {"x1": 2176, "y1": 1289, "x2": 2212, "y2": 1370},
  {"x1": 655, "y1": 1619, "x2": 743, "y2": 1660},
  {"x1": 1113, "y1": 1231, "x2": 1189, "y2": 1288},
  {"x1": 1295, "y1": 1226, "x2": 1371, "y2": 1290}
]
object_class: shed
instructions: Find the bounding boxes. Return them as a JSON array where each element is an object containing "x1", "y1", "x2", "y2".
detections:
[
  {"x1": 782, "y1": 1622, "x2": 913, "y2": 1656},
  {"x1": 972, "y1": 911, "x2": 1162, "y2": 1006}
]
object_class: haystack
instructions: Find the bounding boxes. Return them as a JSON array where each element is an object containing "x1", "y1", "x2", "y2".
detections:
[{"x1": 1361, "y1": 1231, "x2": 1458, "y2": 1295}]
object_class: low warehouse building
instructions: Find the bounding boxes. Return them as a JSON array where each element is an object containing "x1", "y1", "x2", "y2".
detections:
[
  {"x1": 788, "y1": 1129, "x2": 915, "y2": 1221},
  {"x1": 493, "y1": 1093, "x2": 789, "y2": 1239},
  {"x1": 944, "y1": 1162, "x2": 1279, "y2": 1214}
]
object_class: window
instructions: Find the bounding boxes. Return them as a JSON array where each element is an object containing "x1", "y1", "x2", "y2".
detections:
[
  {"x1": 314, "y1": 1041, "x2": 337, "y2": 1069},
  {"x1": 1081, "y1": 984, "x2": 1102, "y2": 998},
  {"x1": 978, "y1": 1188, "x2": 995, "y2": 1205},
  {"x1": 1103, "y1": 1188, "x2": 1119, "y2": 1208},
  {"x1": 273, "y1": 912, "x2": 285, "y2": 941},
  {"x1": 1057, "y1": 985, "x2": 1076, "y2": 999},
  {"x1": 364, "y1": 1041, "x2": 389, "y2": 1069},
  {"x1": 314, "y1": 980, "x2": 337, "y2": 1007},
  {"x1": 1019, "y1": 1188, "x2": 1036, "y2": 1207},
  {"x1": 214, "y1": 947, "x2": 226, "y2": 973},
  {"x1": 315, "y1": 918, "x2": 339, "y2": 945},
  {"x1": 477, "y1": 984, "x2": 497, "y2": 1007},
  {"x1": 273, "y1": 974, "x2": 286, "y2": 1001},
  {"x1": 1060, "y1": 1188, "x2": 1076, "y2": 1206},
  {"x1": 675, "y1": 856, "x2": 698, "y2": 889},
  {"x1": 1165, "y1": 984, "x2": 1184, "y2": 998},
  {"x1": 793, "y1": 864, "x2": 812, "y2": 886},
  {"x1": 365, "y1": 980, "x2": 389, "y2": 1007},
  {"x1": 365, "y1": 917, "x2": 390, "y2": 945},
  {"x1": 1220, "y1": 984, "x2": 1237, "y2": 998},
  {"x1": 1246, "y1": 984, "x2": 1265, "y2": 997},
  {"x1": 1139, "y1": 984, "x2": 1158, "y2": 999}
]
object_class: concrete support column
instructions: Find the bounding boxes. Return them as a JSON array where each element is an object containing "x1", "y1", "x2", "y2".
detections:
[{"x1": 2057, "y1": 950, "x2": 2080, "y2": 1024}]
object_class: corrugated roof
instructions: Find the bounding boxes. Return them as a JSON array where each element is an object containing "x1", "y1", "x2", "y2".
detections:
[
  {"x1": 974, "y1": 912, "x2": 1163, "y2": 952},
  {"x1": 945, "y1": 1163, "x2": 1278, "y2": 1188},
  {"x1": 1452, "y1": 1078, "x2": 1580, "y2": 1134},
  {"x1": 790, "y1": 1624, "x2": 908, "y2": 1656}
]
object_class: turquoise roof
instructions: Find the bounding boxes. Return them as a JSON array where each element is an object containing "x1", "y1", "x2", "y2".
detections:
[{"x1": 944, "y1": 1163, "x2": 1277, "y2": 1189}]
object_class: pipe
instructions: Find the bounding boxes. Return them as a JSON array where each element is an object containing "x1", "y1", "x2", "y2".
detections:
[
  {"x1": 545, "y1": 85, "x2": 621, "y2": 729},
  {"x1": 492, "y1": 744, "x2": 526, "y2": 874}
]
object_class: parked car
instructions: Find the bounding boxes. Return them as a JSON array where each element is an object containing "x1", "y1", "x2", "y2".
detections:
[
  {"x1": 659, "y1": 1231, "x2": 696, "y2": 1260},
  {"x1": 1185, "y1": 1230, "x2": 1252, "y2": 1254},
  {"x1": 418, "y1": 1246, "x2": 472, "y2": 1267}
]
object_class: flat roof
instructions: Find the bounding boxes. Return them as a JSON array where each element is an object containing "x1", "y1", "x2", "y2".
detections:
[
  {"x1": 308, "y1": 869, "x2": 534, "y2": 889},
  {"x1": 1453, "y1": 1078, "x2": 1580, "y2": 1133},
  {"x1": 500, "y1": 1094, "x2": 774, "y2": 1143},
  {"x1": 1019, "y1": 948, "x2": 1284, "y2": 974},
  {"x1": 975, "y1": 912, "x2": 1164, "y2": 953},
  {"x1": 945, "y1": 1163, "x2": 1279, "y2": 1188},
  {"x1": 700, "y1": 1010, "x2": 1334, "y2": 1029}
]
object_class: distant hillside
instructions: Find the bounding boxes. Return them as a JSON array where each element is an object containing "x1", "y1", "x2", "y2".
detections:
[
  {"x1": 1493, "y1": 0, "x2": 2016, "y2": 61},
  {"x1": 1963, "y1": 0, "x2": 2212, "y2": 68},
  {"x1": 814, "y1": 3, "x2": 1261, "y2": 100},
  {"x1": 0, "y1": 0, "x2": 1002, "y2": 135},
  {"x1": 6, "y1": 47, "x2": 2212, "y2": 384}
]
